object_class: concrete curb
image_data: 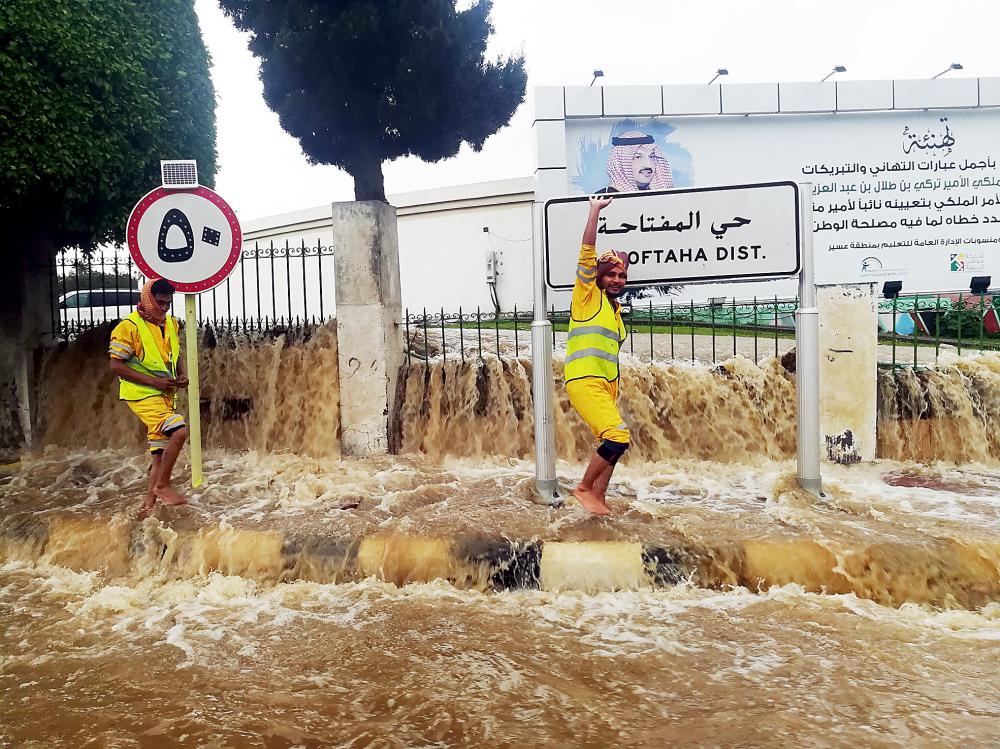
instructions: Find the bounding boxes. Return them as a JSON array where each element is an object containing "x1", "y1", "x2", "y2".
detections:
[
  {"x1": 3, "y1": 513, "x2": 997, "y2": 608},
  {"x1": 1, "y1": 511, "x2": 697, "y2": 593}
]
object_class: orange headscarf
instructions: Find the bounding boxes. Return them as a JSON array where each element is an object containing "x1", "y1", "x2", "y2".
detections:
[
  {"x1": 597, "y1": 250, "x2": 629, "y2": 279},
  {"x1": 137, "y1": 280, "x2": 167, "y2": 325}
]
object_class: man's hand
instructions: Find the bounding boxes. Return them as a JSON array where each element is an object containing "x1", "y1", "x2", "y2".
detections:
[
  {"x1": 174, "y1": 375, "x2": 189, "y2": 389},
  {"x1": 589, "y1": 195, "x2": 613, "y2": 213},
  {"x1": 582, "y1": 195, "x2": 614, "y2": 246},
  {"x1": 150, "y1": 376, "x2": 178, "y2": 392}
]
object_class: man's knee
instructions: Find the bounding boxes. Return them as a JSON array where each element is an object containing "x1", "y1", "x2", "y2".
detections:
[
  {"x1": 167, "y1": 425, "x2": 189, "y2": 443},
  {"x1": 597, "y1": 439, "x2": 629, "y2": 464}
]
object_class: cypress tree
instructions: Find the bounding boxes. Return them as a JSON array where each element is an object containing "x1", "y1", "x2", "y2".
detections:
[{"x1": 218, "y1": 0, "x2": 526, "y2": 201}]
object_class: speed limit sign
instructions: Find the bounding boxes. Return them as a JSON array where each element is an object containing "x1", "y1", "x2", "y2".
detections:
[
  {"x1": 126, "y1": 185, "x2": 242, "y2": 293},
  {"x1": 125, "y1": 179, "x2": 242, "y2": 490}
]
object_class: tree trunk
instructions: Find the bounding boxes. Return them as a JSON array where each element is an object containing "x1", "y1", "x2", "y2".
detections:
[
  {"x1": 0, "y1": 231, "x2": 54, "y2": 453},
  {"x1": 352, "y1": 152, "x2": 387, "y2": 203}
]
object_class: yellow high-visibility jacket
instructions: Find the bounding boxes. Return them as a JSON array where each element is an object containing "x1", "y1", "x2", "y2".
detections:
[
  {"x1": 111, "y1": 312, "x2": 180, "y2": 401},
  {"x1": 565, "y1": 243, "x2": 626, "y2": 383}
]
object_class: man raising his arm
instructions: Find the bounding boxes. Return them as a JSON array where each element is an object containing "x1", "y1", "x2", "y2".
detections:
[{"x1": 565, "y1": 195, "x2": 631, "y2": 516}]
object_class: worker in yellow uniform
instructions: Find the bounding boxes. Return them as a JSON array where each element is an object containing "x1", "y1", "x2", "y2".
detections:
[
  {"x1": 108, "y1": 279, "x2": 189, "y2": 514},
  {"x1": 566, "y1": 195, "x2": 630, "y2": 516}
]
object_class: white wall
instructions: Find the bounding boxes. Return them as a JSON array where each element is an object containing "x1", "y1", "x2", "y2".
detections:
[
  {"x1": 219, "y1": 206, "x2": 336, "y2": 324},
  {"x1": 397, "y1": 199, "x2": 532, "y2": 314},
  {"x1": 234, "y1": 178, "x2": 535, "y2": 320}
]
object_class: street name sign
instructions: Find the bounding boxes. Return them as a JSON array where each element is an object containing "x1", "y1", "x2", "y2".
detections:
[{"x1": 543, "y1": 182, "x2": 801, "y2": 289}]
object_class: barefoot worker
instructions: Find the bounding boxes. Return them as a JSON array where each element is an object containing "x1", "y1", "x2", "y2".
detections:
[
  {"x1": 108, "y1": 279, "x2": 190, "y2": 513},
  {"x1": 566, "y1": 195, "x2": 631, "y2": 516}
]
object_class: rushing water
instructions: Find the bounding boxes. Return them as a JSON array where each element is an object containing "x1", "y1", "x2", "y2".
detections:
[
  {"x1": 2, "y1": 324, "x2": 999, "y2": 746},
  {"x1": 878, "y1": 354, "x2": 1000, "y2": 463},
  {"x1": 35, "y1": 323, "x2": 342, "y2": 457}
]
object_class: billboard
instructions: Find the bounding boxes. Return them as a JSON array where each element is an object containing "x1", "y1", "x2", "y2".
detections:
[{"x1": 563, "y1": 109, "x2": 1000, "y2": 291}]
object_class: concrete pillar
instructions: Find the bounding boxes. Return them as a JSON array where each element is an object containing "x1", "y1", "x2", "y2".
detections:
[
  {"x1": 817, "y1": 283, "x2": 878, "y2": 463},
  {"x1": 332, "y1": 201, "x2": 404, "y2": 456}
]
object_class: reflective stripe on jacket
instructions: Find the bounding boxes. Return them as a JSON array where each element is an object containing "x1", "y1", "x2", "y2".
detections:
[
  {"x1": 565, "y1": 293, "x2": 626, "y2": 383},
  {"x1": 118, "y1": 312, "x2": 179, "y2": 401}
]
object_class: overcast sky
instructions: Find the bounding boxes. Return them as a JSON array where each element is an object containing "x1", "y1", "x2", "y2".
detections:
[{"x1": 194, "y1": 0, "x2": 1000, "y2": 221}]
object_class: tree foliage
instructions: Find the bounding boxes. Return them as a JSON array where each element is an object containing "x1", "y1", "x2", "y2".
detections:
[
  {"x1": 219, "y1": 0, "x2": 526, "y2": 201},
  {"x1": 931, "y1": 298, "x2": 1000, "y2": 341},
  {"x1": 0, "y1": 0, "x2": 217, "y2": 256}
]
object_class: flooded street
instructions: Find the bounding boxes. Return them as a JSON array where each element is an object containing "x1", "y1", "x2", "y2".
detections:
[
  {"x1": 2, "y1": 332, "x2": 999, "y2": 745},
  {"x1": 2, "y1": 450, "x2": 1000, "y2": 747},
  {"x1": 2, "y1": 563, "x2": 999, "y2": 747}
]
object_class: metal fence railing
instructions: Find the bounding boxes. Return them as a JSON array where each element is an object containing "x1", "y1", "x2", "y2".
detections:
[
  {"x1": 877, "y1": 292, "x2": 1000, "y2": 368},
  {"x1": 47, "y1": 240, "x2": 336, "y2": 340},
  {"x1": 43, "y1": 247, "x2": 1000, "y2": 367},
  {"x1": 404, "y1": 298, "x2": 801, "y2": 366},
  {"x1": 405, "y1": 293, "x2": 1000, "y2": 368}
]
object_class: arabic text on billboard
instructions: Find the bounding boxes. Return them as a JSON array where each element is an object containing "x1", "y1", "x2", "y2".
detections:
[{"x1": 563, "y1": 110, "x2": 1000, "y2": 290}]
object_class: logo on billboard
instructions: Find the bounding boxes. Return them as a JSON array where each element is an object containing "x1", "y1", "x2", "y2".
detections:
[
  {"x1": 950, "y1": 252, "x2": 986, "y2": 273},
  {"x1": 860, "y1": 256, "x2": 907, "y2": 279}
]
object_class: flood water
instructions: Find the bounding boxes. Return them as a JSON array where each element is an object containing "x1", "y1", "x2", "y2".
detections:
[{"x1": 2, "y1": 324, "x2": 999, "y2": 746}]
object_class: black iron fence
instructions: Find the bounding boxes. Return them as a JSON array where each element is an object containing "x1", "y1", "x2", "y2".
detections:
[
  {"x1": 404, "y1": 298, "x2": 801, "y2": 366},
  {"x1": 404, "y1": 292, "x2": 1000, "y2": 367},
  {"x1": 49, "y1": 240, "x2": 336, "y2": 339},
  {"x1": 47, "y1": 246, "x2": 1000, "y2": 367},
  {"x1": 879, "y1": 292, "x2": 1000, "y2": 368}
]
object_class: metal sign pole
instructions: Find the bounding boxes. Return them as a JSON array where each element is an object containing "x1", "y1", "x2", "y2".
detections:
[
  {"x1": 127, "y1": 161, "x2": 240, "y2": 492},
  {"x1": 795, "y1": 186, "x2": 823, "y2": 496},
  {"x1": 531, "y1": 204, "x2": 562, "y2": 506},
  {"x1": 184, "y1": 294, "x2": 203, "y2": 488}
]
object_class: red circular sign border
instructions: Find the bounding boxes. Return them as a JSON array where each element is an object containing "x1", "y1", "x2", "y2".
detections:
[{"x1": 126, "y1": 186, "x2": 242, "y2": 294}]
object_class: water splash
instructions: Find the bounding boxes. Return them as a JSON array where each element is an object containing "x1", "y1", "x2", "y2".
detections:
[
  {"x1": 36, "y1": 322, "x2": 1000, "y2": 467},
  {"x1": 36, "y1": 322, "x2": 340, "y2": 457},
  {"x1": 393, "y1": 355, "x2": 797, "y2": 463},
  {"x1": 877, "y1": 354, "x2": 1000, "y2": 462}
]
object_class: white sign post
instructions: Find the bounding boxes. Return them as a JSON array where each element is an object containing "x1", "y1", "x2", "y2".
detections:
[
  {"x1": 537, "y1": 182, "x2": 822, "y2": 497},
  {"x1": 127, "y1": 181, "x2": 242, "y2": 488}
]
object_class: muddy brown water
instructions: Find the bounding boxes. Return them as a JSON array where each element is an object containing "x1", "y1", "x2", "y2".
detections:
[{"x1": 2, "y1": 326, "x2": 999, "y2": 746}]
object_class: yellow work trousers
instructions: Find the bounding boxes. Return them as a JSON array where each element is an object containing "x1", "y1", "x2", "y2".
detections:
[
  {"x1": 127, "y1": 394, "x2": 186, "y2": 452},
  {"x1": 566, "y1": 377, "x2": 631, "y2": 444}
]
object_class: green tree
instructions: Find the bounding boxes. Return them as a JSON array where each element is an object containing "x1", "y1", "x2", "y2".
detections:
[
  {"x1": 218, "y1": 0, "x2": 526, "y2": 201},
  {"x1": 933, "y1": 298, "x2": 1000, "y2": 341},
  {"x1": 0, "y1": 0, "x2": 217, "y2": 259}
]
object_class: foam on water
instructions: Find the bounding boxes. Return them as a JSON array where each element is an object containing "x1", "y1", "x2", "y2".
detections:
[
  {"x1": 3, "y1": 449, "x2": 999, "y2": 610},
  {"x1": 2, "y1": 558, "x2": 998, "y2": 745}
]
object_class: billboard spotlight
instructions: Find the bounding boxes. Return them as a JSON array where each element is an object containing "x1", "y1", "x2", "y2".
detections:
[{"x1": 882, "y1": 281, "x2": 903, "y2": 299}]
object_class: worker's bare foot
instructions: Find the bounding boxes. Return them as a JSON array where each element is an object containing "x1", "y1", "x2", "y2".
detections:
[
  {"x1": 137, "y1": 497, "x2": 156, "y2": 518},
  {"x1": 155, "y1": 484, "x2": 188, "y2": 506},
  {"x1": 573, "y1": 486, "x2": 612, "y2": 516}
]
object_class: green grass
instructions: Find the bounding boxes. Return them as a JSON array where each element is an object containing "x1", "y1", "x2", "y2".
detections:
[
  {"x1": 446, "y1": 319, "x2": 797, "y2": 340},
  {"x1": 434, "y1": 318, "x2": 998, "y2": 352},
  {"x1": 876, "y1": 333, "x2": 1000, "y2": 351}
]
